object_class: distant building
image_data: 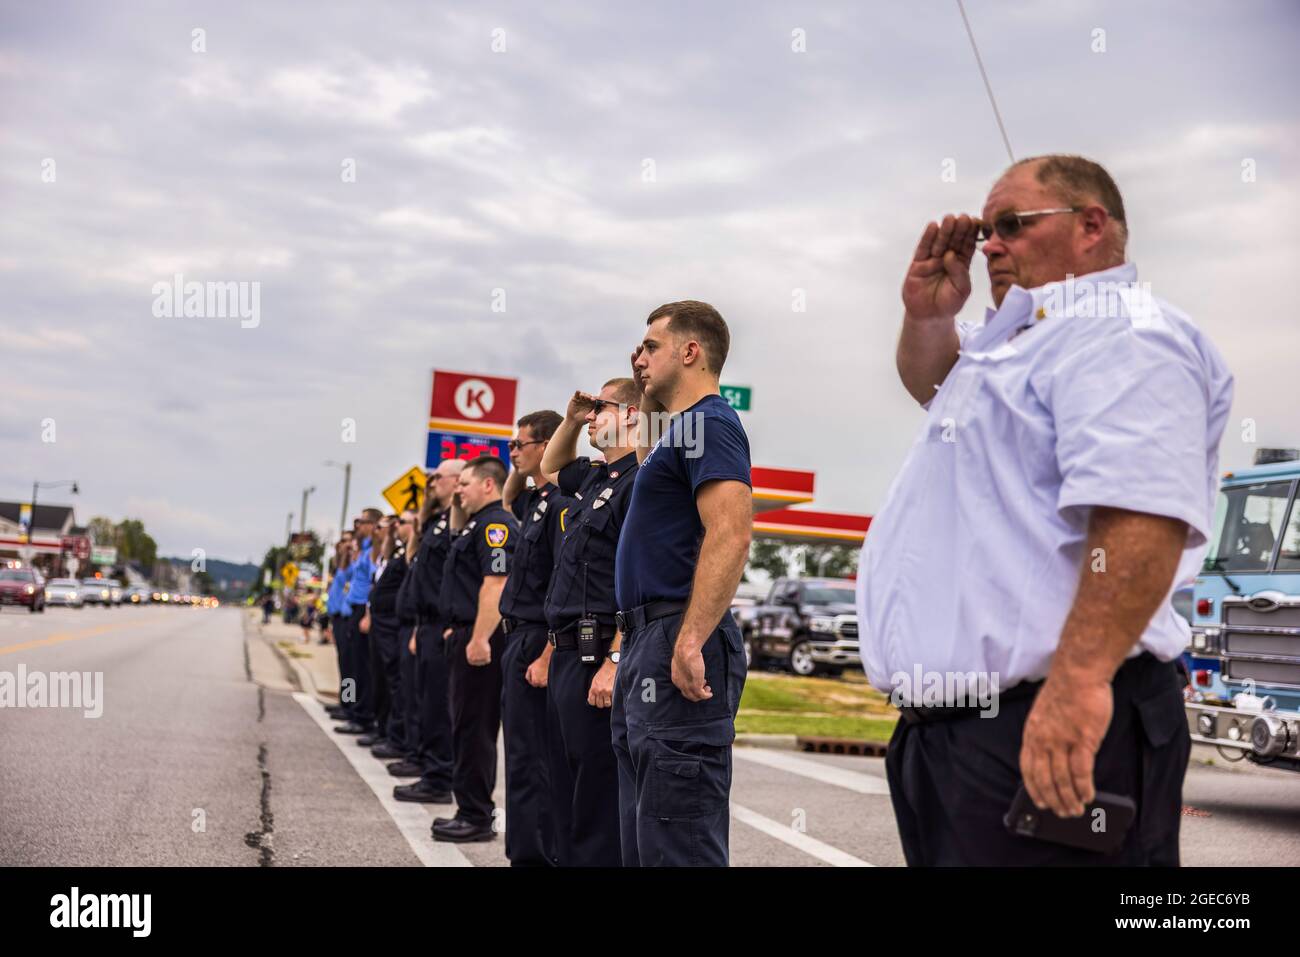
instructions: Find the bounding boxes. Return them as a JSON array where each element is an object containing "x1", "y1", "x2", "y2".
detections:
[{"x1": 0, "y1": 501, "x2": 80, "y2": 575}]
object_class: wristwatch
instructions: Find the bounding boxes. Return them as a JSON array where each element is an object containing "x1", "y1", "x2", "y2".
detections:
[{"x1": 606, "y1": 650, "x2": 621, "y2": 664}]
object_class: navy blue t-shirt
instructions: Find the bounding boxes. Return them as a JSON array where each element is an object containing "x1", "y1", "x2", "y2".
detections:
[{"x1": 615, "y1": 394, "x2": 751, "y2": 609}]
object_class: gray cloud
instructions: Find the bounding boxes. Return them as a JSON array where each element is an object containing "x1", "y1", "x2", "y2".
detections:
[{"x1": 2, "y1": 0, "x2": 1298, "y2": 561}]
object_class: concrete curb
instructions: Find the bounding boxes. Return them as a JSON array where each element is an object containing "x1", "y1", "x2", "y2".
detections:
[
  {"x1": 735, "y1": 733, "x2": 798, "y2": 751},
  {"x1": 245, "y1": 610, "x2": 336, "y2": 704}
]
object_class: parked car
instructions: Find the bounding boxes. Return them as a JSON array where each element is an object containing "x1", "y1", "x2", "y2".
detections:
[
  {"x1": 44, "y1": 578, "x2": 84, "y2": 608},
  {"x1": 0, "y1": 563, "x2": 46, "y2": 612},
  {"x1": 106, "y1": 579, "x2": 124, "y2": 605},
  {"x1": 80, "y1": 578, "x2": 114, "y2": 606},
  {"x1": 744, "y1": 577, "x2": 859, "y2": 676}
]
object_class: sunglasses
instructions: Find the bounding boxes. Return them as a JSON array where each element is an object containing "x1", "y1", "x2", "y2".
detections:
[
  {"x1": 976, "y1": 207, "x2": 1081, "y2": 243},
  {"x1": 507, "y1": 439, "x2": 546, "y2": 451},
  {"x1": 590, "y1": 399, "x2": 625, "y2": 414}
]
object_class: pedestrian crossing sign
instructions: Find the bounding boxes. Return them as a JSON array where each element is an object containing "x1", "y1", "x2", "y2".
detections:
[{"x1": 382, "y1": 466, "x2": 427, "y2": 514}]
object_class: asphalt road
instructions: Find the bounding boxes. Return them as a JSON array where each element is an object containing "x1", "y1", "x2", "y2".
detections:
[{"x1": 1, "y1": 604, "x2": 1296, "y2": 867}]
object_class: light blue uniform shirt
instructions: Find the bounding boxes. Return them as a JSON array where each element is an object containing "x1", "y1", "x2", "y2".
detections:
[
  {"x1": 348, "y1": 537, "x2": 374, "y2": 607},
  {"x1": 857, "y1": 263, "x2": 1234, "y2": 694},
  {"x1": 326, "y1": 570, "x2": 348, "y2": 615}
]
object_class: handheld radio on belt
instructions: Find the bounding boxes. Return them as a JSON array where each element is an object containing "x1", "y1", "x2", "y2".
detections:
[{"x1": 577, "y1": 562, "x2": 598, "y2": 663}]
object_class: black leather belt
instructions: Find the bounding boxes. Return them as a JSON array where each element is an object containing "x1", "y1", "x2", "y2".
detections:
[
  {"x1": 501, "y1": 617, "x2": 544, "y2": 636},
  {"x1": 615, "y1": 600, "x2": 686, "y2": 635}
]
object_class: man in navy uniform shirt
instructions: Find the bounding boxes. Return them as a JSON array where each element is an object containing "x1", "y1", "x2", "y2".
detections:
[
  {"x1": 365, "y1": 511, "x2": 415, "y2": 762},
  {"x1": 335, "y1": 508, "x2": 382, "y2": 735},
  {"x1": 540, "y1": 378, "x2": 641, "y2": 866},
  {"x1": 614, "y1": 301, "x2": 752, "y2": 867},
  {"x1": 392, "y1": 458, "x2": 463, "y2": 804},
  {"x1": 433, "y1": 455, "x2": 518, "y2": 843},
  {"x1": 497, "y1": 409, "x2": 565, "y2": 866}
]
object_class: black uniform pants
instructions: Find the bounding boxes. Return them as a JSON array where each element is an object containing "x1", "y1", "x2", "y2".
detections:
[
  {"x1": 398, "y1": 619, "x2": 419, "y2": 757},
  {"x1": 414, "y1": 620, "x2": 454, "y2": 790},
  {"x1": 885, "y1": 652, "x2": 1190, "y2": 866},
  {"x1": 611, "y1": 611, "x2": 746, "y2": 867},
  {"x1": 371, "y1": 613, "x2": 405, "y2": 748},
  {"x1": 447, "y1": 624, "x2": 505, "y2": 826},
  {"x1": 500, "y1": 622, "x2": 554, "y2": 866},
  {"x1": 547, "y1": 645, "x2": 621, "y2": 866},
  {"x1": 348, "y1": 603, "x2": 374, "y2": 726},
  {"x1": 330, "y1": 614, "x2": 350, "y2": 713}
]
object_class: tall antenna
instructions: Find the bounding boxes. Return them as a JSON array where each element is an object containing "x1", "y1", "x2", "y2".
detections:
[{"x1": 956, "y1": 0, "x2": 1015, "y2": 163}]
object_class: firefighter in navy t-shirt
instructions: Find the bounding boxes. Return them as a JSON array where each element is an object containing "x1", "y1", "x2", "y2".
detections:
[{"x1": 613, "y1": 301, "x2": 752, "y2": 867}]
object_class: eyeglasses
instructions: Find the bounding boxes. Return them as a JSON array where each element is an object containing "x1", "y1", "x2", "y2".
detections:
[
  {"x1": 976, "y1": 207, "x2": 1082, "y2": 243},
  {"x1": 399, "y1": 518, "x2": 414, "y2": 525},
  {"x1": 507, "y1": 439, "x2": 546, "y2": 451},
  {"x1": 591, "y1": 400, "x2": 625, "y2": 414}
]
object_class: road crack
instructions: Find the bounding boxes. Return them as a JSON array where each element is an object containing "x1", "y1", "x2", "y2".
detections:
[{"x1": 243, "y1": 741, "x2": 274, "y2": 866}]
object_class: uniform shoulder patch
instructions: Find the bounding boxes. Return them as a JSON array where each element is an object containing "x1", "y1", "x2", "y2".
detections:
[{"x1": 485, "y1": 523, "x2": 509, "y2": 547}]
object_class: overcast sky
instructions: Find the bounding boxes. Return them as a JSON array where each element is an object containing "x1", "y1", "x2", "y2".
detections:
[{"x1": 3, "y1": 0, "x2": 1298, "y2": 564}]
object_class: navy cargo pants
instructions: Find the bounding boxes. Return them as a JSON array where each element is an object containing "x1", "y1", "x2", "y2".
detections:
[
  {"x1": 548, "y1": 642, "x2": 621, "y2": 866},
  {"x1": 611, "y1": 608, "x2": 747, "y2": 867},
  {"x1": 446, "y1": 624, "x2": 505, "y2": 826},
  {"x1": 346, "y1": 603, "x2": 375, "y2": 727},
  {"x1": 500, "y1": 622, "x2": 555, "y2": 866},
  {"x1": 413, "y1": 619, "x2": 454, "y2": 790}
]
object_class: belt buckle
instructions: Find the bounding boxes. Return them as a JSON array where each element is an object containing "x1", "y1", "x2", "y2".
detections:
[
  {"x1": 546, "y1": 631, "x2": 557, "y2": 647},
  {"x1": 615, "y1": 611, "x2": 627, "y2": 634}
]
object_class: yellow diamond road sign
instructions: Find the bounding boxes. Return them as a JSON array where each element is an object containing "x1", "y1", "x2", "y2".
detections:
[
  {"x1": 281, "y1": 562, "x2": 299, "y2": 588},
  {"x1": 382, "y1": 466, "x2": 427, "y2": 514}
]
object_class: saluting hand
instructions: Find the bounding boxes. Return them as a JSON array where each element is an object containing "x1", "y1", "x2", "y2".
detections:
[
  {"x1": 565, "y1": 390, "x2": 598, "y2": 423},
  {"x1": 902, "y1": 214, "x2": 978, "y2": 321},
  {"x1": 1019, "y1": 675, "x2": 1112, "y2": 818},
  {"x1": 671, "y1": 640, "x2": 712, "y2": 702}
]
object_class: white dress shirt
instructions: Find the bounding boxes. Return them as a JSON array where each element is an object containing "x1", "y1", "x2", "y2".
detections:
[{"x1": 857, "y1": 263, "x2": 1234, "y2": 695}]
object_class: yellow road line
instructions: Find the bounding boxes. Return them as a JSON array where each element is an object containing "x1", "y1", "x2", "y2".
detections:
[{"x1": 0, "y1": 620, "x2": 141, "y2": 657}]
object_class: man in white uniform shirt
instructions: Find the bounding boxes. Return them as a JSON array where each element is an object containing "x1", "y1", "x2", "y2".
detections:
[{"x1": 859, "y1": 155, "x2": 1233, "y2": 865}]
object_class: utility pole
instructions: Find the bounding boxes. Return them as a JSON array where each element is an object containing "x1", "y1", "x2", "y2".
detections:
[
  {"x1": 300, "y1": 486, "x2": 316, "y2": 534},
  {"x1": 325, "y1": 461, "x2": 351, "y2": 536}
]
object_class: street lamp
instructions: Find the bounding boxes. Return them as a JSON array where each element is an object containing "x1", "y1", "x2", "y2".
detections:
[
  {"x1": 29, "y1": 479, "x2": 78, "y2": 573},
  {"x1": 324, "y1": 460, "x2": 351, "y2": 537}
]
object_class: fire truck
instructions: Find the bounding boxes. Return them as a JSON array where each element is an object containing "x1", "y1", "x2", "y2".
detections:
[{"x1": 1183, "y1": 449, "x2": 1300, "y2": 773}]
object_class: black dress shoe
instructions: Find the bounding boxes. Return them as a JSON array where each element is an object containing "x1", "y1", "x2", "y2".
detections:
[
  {"x1": 325, "y1": 705, "x2": 347, "y2": 717},
  {"x1": 432, "y1": 818, "x2": 496, "y2": 843},
  {"x1": 393, "y1": 781, "x2": 453, "y2": 803},
  {"x1": 357, "y1": 733, "x2": 384, "y2": 747},
  {"x1": 371, "y1": 743, "x2": 406, "y2": 760},
  {"x1": 387, "y1": 760, "x2": 425, "y2": 777},
  {"x1": 334, "y1": 723, "x2": 369, "y2": 735},
  {"x1": 432, "y1": 816, "x2": 455, "y2": 829}
]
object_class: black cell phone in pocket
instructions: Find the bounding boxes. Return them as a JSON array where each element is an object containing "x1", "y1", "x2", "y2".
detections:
[{"x1": 1003, "y1": 783, "x2": 1136, "y2": 855}]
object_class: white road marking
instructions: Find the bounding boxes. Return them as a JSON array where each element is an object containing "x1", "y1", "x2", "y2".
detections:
[
  {"x1": 734, "y1": 746, "x2": 892, "y2": 795},
  {"x1": 293, "y1": 692, "x2": 471, "y2": 867},
  {"x1": 731, "y1": 803, "x2": 873, "y2": 867}
]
